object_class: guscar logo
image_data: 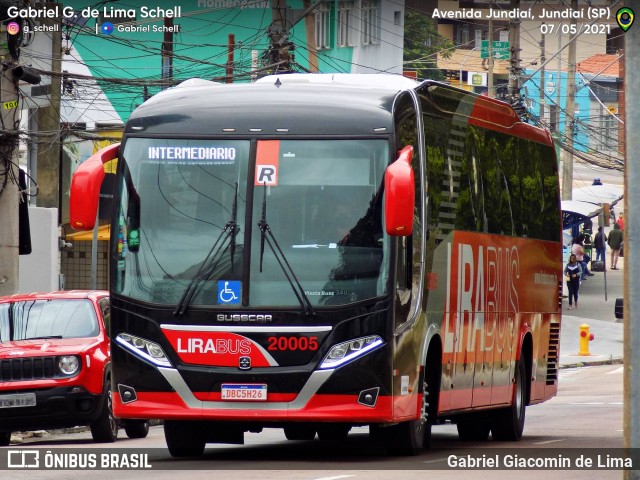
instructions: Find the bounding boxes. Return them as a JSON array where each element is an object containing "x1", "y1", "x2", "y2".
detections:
[{"x1": 239, "y1": 356, "x2": 251, "y2": 370}]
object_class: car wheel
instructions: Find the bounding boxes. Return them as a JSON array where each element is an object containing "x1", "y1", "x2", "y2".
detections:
[
  {"x1": 124, "y1": 420, "x2": 150, "y2": 439},
  {"x1": 91, "y1": 378, "x2": 118, "y2": 443},
  {"x1": 0, "y1": 432, "x2": 11, "y2": 447}
]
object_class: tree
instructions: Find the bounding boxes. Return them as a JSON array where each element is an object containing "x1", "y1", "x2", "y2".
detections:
[{"x1": 403, "y1": 11, "x2": 453, "y2": 82}]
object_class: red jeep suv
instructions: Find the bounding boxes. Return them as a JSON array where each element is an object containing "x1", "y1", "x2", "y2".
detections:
[{"x1": 0, "y1": 291, "x2": 148, "y2": 445}]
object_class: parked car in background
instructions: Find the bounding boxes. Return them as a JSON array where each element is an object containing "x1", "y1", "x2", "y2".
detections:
[{"x1": 0, "y1": 291, "x2": 148, "y2": 446}]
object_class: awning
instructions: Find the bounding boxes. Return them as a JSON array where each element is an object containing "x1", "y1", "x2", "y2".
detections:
[
  {"x1": 66, "y1": 224, "x2": 110, "y2": 241},
  {"x1": 561, "y1": 200, "x2": 602, "y2": 230}
]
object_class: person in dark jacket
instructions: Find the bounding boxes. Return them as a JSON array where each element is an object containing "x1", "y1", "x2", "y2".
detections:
[
  {"x1": 608, "y1": 223, "x2": 623, "y2": 269},
  {"x1": 564, "y1": 254, "x2": 582, "y2": 309},
  {"x1": 594, "y1": 226, "x2": 607, "y2": 262}
]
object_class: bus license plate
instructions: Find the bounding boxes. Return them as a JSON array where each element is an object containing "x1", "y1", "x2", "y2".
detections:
[
  {"x1": 0, "y1": 393, "x2": 36, "y2": 409},
  {"x1": 221, "y1": 384, "x2": 267, "y2": 401}
]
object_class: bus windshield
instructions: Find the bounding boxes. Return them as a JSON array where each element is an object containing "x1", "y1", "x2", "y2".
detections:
[{"x1": 114, "y1": 138, "x2": 389, "y2": 308}]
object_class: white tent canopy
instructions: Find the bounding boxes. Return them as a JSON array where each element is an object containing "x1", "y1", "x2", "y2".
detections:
[{"x1": 572, "y1": 184, "x2": 623, "y2": 207}]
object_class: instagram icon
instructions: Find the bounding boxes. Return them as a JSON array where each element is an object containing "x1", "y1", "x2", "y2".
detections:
[{"x1": 6, "y1": 22, "x2": 20, "y2": 35}]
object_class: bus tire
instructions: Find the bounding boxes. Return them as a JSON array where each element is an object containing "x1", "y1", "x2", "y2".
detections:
[
  {"x1": 123, "y1": 420, "x2": 150, "y2": 439},
  {"x1": 317, "y1": 424, "x2": 351, "y2": 441},
  {"x1": 90, "y1": 378, "x2": 118, "y2": 443},
  {"x1": 164, "y1": 421, "x2": 206, "y2": 457},
  {"x1": 0, "y1": 432, "x2": 10, "y2": 447},
  {"x1": 456, "y1": 414, "x2": 491, "y2": 441},
  {"x1": 283, "y1": 424, "x2": 316, "y2": 441},
  {"x1": 374, "y1": 374, "x2": 434, "y2": 456},
  {"x1": 491, "y1": 359, "x2": 527, "y2": 441}
]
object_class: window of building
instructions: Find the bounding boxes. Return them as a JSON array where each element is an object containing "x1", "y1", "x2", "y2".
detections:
[
  {"x1": 337, "y1": 1, "x2": 356, "y2": 47},
  {"x1": 455, "y1": 23, "x2": 471, "y2": 49},
  {"x1": 361, "y1": 0, "x2": 380, "y2": 45},
  {"x1": 474, "y1": 29, "x2": 483, "y2": 49},
  {"x1": 315, "y1": 3, "x2": 331, "y2": 49},
  {"x1": 597, "y1": 104, "x2": 618, "y2": 151}
]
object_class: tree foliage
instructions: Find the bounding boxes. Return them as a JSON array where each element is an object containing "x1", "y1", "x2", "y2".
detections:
[{"x1": 403, "y1": 11, "x2": 454, "y2": 82}]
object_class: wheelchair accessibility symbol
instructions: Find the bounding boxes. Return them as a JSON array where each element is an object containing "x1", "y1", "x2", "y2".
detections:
[{"x1": 218, "y1": 280, "x2": 241, "y2": 305}]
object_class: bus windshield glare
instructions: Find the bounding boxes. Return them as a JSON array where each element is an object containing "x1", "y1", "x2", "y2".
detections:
[{"x1": 114, "y1": 138, "x2": 390, "y2": 308}]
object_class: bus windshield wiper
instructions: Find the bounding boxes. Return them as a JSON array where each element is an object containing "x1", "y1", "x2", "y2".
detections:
[
  {"x1": 174, "y1": 183, "x2": 240, "y2": 316},
  {"x1": 257, "y1": 185, "x2": 315, "y2": 317}
]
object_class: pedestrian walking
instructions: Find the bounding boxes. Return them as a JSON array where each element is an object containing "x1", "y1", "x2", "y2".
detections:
[
  {"x1": 594, "y1": 226, "x2": 607, "y2": 262},
  {"x1": 564, "y1": 254, "x2": 582, "y2": 310},
  {"x1": 616, "y1": 212, "x2": 625, "y2": 231},
  {"x1": 608, "y1": 223, "x2": 623, "y2": 269}
]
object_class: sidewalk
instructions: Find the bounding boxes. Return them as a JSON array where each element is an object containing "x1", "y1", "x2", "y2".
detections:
[{"x1": 559, "y1": 256, "x2": 624, "y2": 367}]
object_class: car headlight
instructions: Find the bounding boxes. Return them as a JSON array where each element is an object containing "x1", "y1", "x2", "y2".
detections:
[
  {"x1": 57, "y1": 355, "x2": 80, "y2": 376},
  {"x1": 320, "y1": 335, "x2": 383, "y2": 369},
  {"x1": 116, "y1": 333, "x2": 172, "y2": 367}
]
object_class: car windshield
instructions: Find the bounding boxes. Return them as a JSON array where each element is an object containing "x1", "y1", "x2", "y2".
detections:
[
  {"x1": 0, "y1": 299, "x2": 100, "y2": 342},
  {"x1": 113, "y1": 138, "x2": 389, "y2": 308}
]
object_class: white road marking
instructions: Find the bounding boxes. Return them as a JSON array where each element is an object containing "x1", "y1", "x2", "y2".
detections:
[
  {"x1": 533, "y1": 439, "x2": 566, "y2": 445},
  {"x1": 607, "y1": 367, "x2": 624, "y2": 375}
]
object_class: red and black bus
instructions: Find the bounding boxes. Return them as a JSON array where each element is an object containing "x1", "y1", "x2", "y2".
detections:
[{"x1": 70, "y1": 74, "x2": 562, "y2": 456}]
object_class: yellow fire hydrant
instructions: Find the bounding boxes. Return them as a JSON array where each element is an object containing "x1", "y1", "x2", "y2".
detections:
[{"x1": 579, "y1": 323, "x2": 595, "y2": 356}]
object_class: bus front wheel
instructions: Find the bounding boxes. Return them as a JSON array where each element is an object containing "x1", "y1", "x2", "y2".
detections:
[{"x1": 164, "y1": 421, "x2": 206, "y2": 457}]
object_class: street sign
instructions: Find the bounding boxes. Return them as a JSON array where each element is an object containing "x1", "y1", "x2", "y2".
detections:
[{"x1": 480, "y1": 40, "x2": 510, "y2": 60}]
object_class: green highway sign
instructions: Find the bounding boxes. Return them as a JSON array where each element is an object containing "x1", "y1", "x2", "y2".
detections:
[{"x1": 480, "y1": 40, "x2": 510, "y2": 60}]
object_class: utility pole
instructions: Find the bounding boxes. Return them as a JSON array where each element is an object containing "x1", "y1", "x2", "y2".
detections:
[
  {"x1": 268, "y1": 0, "x2": 293, "y2": 72},
  {"x1": 226, "y1": 34, "x2": 235, "y2": 83},
  {"x1": 0, "y1": 23, "x2": 20, "y2": 296},
  {"x1": 561, "y1": 0, "x2": 577, "y2": 201},
  {"x1": 487, "y1": 1, "x2": 494, "y2": 97},
  {"x1": 539, "y1": 24, "x2": 546, "y2": 121},
  {"x1": 36, "y1": 3, "x2": 62, "y2": 210},
  {"x1": 556, "y1": 1, "x2": 562, "y2": 131},
  {"x1": 624, "y1": 0, "x2": 640, "y2": 473},
  {"x1": 161, "y1": 17, "x2": 173, "y2": 89},
  {"x1": 303, "y1": 0, "x2": 319, "y2": 72},
  {"x1": 508, "y1": 0, "x2": 521, "y2": 97}
]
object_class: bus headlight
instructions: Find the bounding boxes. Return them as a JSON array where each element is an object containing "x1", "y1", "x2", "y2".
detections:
[
  {"x1": 320, "y1": 335, "x2": 383, "y2": 369},
  {"x1": 57, "y1": 355, "x2": 80, "y2": 376},
  {"x1": 116, "y1": 333, "x2": 172, "y2": 367}
]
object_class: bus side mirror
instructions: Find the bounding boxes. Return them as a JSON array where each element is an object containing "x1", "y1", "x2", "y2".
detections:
[
  {"x1": 384, "y1": 145, "x2": 414, "y2": 236},
  {"x1": 70, "y1": 143, "x2": 120, "y2": 230}
]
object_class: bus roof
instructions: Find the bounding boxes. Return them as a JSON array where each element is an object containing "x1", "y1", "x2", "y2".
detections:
[{"x1": 125, "y1": 78, "x2": 411, "y2": 137}]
